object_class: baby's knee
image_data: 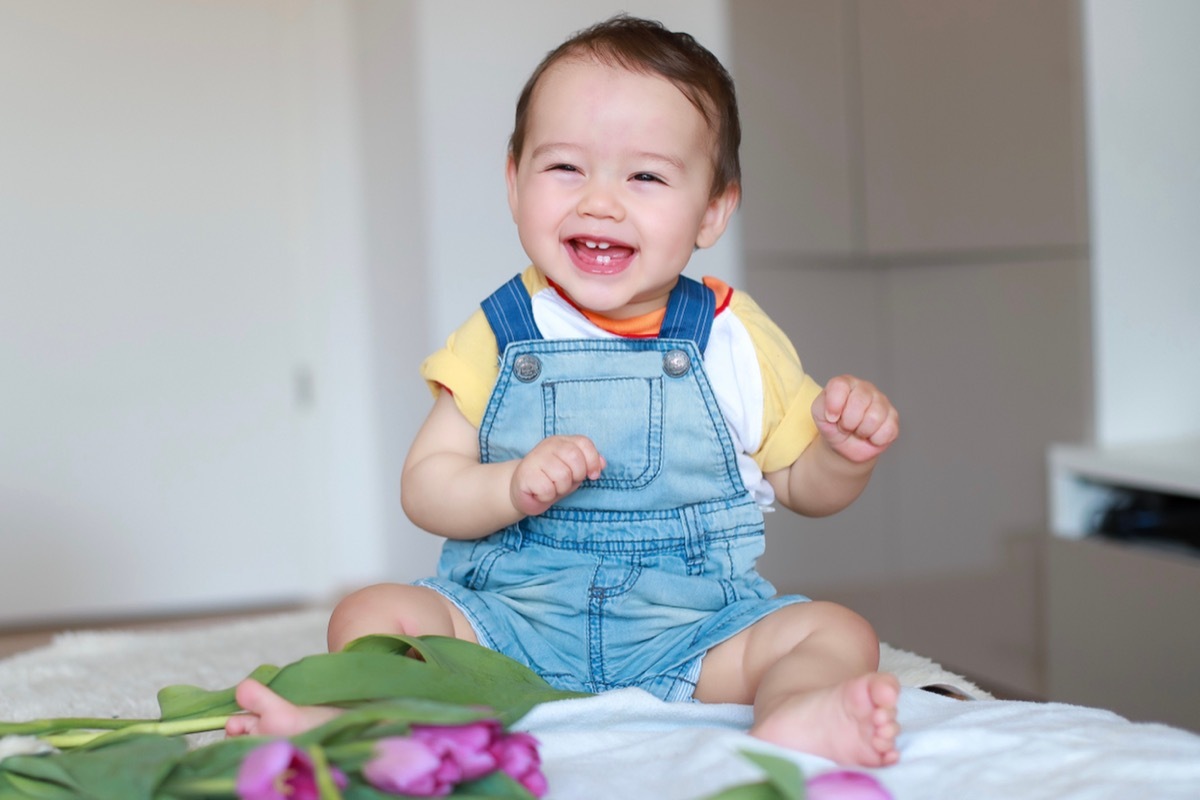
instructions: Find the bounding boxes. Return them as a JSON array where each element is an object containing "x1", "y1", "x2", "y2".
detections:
[
  {"x1": 326, "y1": 583, "x2": 471, "y2": 651},
  {"x1": 761, "y1": 601, "x2": 880, "y2": 668},
  {"x1": 807, "y1": 601, "x2": 881, "y2": 667},
  {"x1": 326, "y1": 583, "x2": 409, "y2": 650}
]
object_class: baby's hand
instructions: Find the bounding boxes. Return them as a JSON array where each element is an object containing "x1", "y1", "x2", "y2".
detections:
[
  {"x1": 510, "y1": 435, "x2": 605, "y2": 517},
  {"x1": 812, "y1": 375, "x2": 899, "y2": 464}
]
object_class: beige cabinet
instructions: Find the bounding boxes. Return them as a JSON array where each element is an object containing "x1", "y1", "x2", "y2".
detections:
[
  {"x1": 1046, "y1": 535, "x2": 1200, "y2": 732},
  {"x1": 729, "y1": 2, "x2": 1091, "y2": 696},
  {"x1": 732, "y1": 0, "x2": 1087, "y2": 259},
  {"x1": 1045, "y1": 440, "x2": 1200, "y2": 731},
  {"x1": 857, "y1": 0, "x2": 1087, "y2": 253},
  {"x1": 731, "y1": 2, "x2": 857, "y2": 257}
]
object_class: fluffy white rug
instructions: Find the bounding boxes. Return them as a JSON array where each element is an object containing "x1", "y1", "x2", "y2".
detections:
[
  {"x1": 13, "y1": 613, "x2": 1200, "y2": 800},
  {"x1": 0, "y1": 607, "x2": 987, "y2": 727}
]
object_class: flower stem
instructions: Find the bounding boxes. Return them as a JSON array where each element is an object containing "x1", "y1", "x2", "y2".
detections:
[
  {"x1": 161, "y1": 777, "x2": 238, "y2": 797},
  {"x1": 308, "y1": 745, "x2": 345, "y2": 800},
  {"x1": 42, "y1": 716, "x2": 233, "y2": 748},
  {"x1": 0, "y1": 717, "x2": 160, "y2": 736}
]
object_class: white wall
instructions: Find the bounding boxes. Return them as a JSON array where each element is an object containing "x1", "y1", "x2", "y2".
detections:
[
  {"x1": 0, "y1": 0, "x2": 386, "y2": 620},
  {"x1": 349, "y1": 0, "x2": 437, "y2": 583},
  {"x1": 1083, "y1": 0, "x2": 1200, "y2": 446}
]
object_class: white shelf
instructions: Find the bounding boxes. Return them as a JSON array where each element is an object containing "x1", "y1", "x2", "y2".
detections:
[{"x1": 1048, "y1": 437, "x2": 1200, "y2": 538}]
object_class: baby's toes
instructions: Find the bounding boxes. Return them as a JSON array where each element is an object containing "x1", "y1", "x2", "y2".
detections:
[{"x1": 224, "y1": 714, "x2": 259, "y2": 737}]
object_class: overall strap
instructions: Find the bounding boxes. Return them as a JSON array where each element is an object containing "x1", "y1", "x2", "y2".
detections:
[
  {"x1": 482, "y1": 272, "x2": 716, "y2": 353},
  {"x1": 481, "y1": 274, "x2": 543, "y2": 352},
  {"x1": 660, "y1": 275, "x2": 716, "y2": 354}
]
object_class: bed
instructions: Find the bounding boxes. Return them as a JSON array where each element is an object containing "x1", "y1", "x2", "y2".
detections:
[{"x1": 2, "y1": 608, "x2": 1198, "y2": 799}]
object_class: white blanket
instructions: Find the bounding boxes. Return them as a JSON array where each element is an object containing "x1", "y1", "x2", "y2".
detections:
[
  {"x1": 525, "y1": 688, "x2": 1200, "y2": 799},
  {"x1": 3, "y1": 609, "x2": 1199, "y2": 799}
]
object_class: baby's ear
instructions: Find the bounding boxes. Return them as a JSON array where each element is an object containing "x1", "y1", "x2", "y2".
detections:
[{"x1": 696, "y1": 183, "x2": 740, "y2": 249}]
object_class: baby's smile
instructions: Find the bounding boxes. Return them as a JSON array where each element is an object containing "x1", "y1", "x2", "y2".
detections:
[{"x1": 566, "y1": 236, "x2": 635, "y2": 274}]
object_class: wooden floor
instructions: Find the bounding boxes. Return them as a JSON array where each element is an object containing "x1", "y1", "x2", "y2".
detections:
[
  {"x1": 0, "y1": 604, "x2": 311, "y2": 661},
  {"x1": 0, "y1": 629, "x2": 60, "y2": 660}
]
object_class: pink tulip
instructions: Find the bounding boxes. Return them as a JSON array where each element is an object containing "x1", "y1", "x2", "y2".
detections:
[
  {"x1": 806, "y1": 770, "x2": 893, "y2": 800},
  {"x1": 491, "y1": 731, "x2": 547, "y2": 798},
  {"x1": 412, "y1": 720, "x2": 503, "y2": 783},
  {"x1": 363, "y1": 721, "x2": 548, "y2": 798},
  {"x1": 363, "y1": 737, "x2": 449, "y2": 796},
  {"x1": 235, "y1": 740, "x2": 346, "y2": 800}
]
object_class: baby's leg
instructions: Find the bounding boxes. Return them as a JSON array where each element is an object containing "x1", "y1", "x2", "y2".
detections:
[
  {"x1": 694, "y1": 601, "x2": 900, "y2": 767},
  {"x1": 226, "y1": 584, "x2": 475, "y2": 738},
  {"x1": 326, "y1": 582, "x2": 478, "y2": 651}
]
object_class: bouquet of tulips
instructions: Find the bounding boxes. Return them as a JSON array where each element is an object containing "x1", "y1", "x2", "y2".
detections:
[{"x1": 0, "y1": 635, "x2": 582, "y2": 799}]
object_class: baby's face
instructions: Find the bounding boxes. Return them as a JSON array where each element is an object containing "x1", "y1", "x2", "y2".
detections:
[{"x1": 506, "y1": 58, "x2": 737, "y2": 320}]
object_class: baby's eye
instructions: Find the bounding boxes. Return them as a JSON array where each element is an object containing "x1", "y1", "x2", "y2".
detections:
[
  {"x1": 631, "y1": 172, "x2": 665, "y2": 184},
  {"x1": 548, "y1": 163, "x2": 579, "y2": 173}
]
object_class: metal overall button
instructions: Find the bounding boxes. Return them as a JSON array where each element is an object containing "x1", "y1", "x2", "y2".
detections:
[
  {"x1": 513, "y1": 353, "x2": 542, "y2": 382},
  {"x1": 662, "y1": 349, "x2": 691, "y2": 377}
]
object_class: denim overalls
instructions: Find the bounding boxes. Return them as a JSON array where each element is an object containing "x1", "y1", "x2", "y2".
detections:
[{"x1": 417, "y1": 274, "x2": 807, "y2": 701}]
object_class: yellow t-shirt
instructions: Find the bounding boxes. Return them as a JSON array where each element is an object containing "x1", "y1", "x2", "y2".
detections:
[{"x1": 420, "y1": 267, "x2": 822, "y2": 501}]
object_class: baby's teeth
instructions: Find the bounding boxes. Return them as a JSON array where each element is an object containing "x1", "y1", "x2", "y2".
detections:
[
  {"x1": 582, "y1": 240, "x2": 611, "y2": 250},
  {"x1": 585, "y1": 241, "x2": 597, "y2": 249},
  {"x1": 597, "y1": 242, "x2": 610, "y2": 250}
]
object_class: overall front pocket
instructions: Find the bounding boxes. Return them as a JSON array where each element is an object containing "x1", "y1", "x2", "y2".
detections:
[{"x1": 543, "y1": 375, "x2": 664, "y2": 490}]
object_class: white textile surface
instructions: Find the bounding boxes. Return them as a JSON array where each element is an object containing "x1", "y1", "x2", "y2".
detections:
[
  {"x1": 2, "y1": 609, "x2": 1199, "y2": 799},
  {"x1": 522, "y1": 687, "x2": 1200, "y2": 799}
]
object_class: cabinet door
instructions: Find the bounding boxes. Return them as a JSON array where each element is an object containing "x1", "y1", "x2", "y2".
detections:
[
  {"x1": 857, "y1": 0, "x2": 1087, "y2": 253},
  {"x1": 1047, "y1": 537, "x2": 1200, "y2": 732},
  {"x1": 730, "y1": 1, "x2": 857, "y2": 257}
]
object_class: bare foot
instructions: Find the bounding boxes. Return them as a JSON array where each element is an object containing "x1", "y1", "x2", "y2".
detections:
[
  {"x1": 224, "y1": 679, "x2": 342, "y2": 737},
  {"x1": 750, "y1": 672, "x2": 901, "y2": 766}
]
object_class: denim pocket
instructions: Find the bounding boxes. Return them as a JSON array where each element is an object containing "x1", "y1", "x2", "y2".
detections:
[{"x1": 544, "y1": 376, "x2": 663, "y2": 489}]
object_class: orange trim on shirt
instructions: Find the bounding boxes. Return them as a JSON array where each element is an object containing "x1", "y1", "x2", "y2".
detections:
[
  {"x1": 707, "y1": 276, "x2": 734, "y2": 316},
  {"x1": 545, "y1": 277, "x2": 734, "y2": 337}
]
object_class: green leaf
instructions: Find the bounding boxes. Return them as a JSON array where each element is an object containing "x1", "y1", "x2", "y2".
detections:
[
  {"x1": 739, "y1": 751, "x2": 805, "y2": 799},
  {"x1": 700, "y1": 751, "x2": 808, "y2": 800},
  {"x1": 338, "y1": 634, "x2": 415, "y2": 656},
  {"x1": 702, "y1": 781, "x2": 791, "y2": 800},
  {"x1": 299, "y1": 698, "x2": 494, "y2": 752},
  {"x1": 452, "y1": 771, "x2": 538, "y2": 799},
  {"x1": 0, "y1": 754, "x2": 82, "y2": 796},
  {"x1": 160, "y1": 636, "x2": 586, "y2": 729},
  {"x1": 0, "y1": 770, "x2": 79, "y2": 800},
  {"x1": 340, "y1": 787, "x2": 399, "y2": 800},
  {"x1": 157, "y1": 664, "x2": 280, "y2": 721},
  {"x1": 1, "y1": 736, "x2": 187, "y2": 800},
  {"x1": 344, "y1": 635, "x2": 569, "y2": 695},
  {"x1": 157, "y1": 736, "x2": 264, "y2": 790}
]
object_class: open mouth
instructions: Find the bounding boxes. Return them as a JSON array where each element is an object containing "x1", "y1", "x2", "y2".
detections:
[{"x1": 566, "y1": 237, "x2": 635, "y2": 275}]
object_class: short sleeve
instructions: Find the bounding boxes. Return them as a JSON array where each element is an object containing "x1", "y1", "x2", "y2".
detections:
[
  {"x1": 729, "y1": 292, "x2": 823, "y2": 474},
  {"x1": 419, "y1": 267, "x2": 549, "y2": 428},
  {"x1": 419, "y1": 309, "x2": 500, "y2": 429}
]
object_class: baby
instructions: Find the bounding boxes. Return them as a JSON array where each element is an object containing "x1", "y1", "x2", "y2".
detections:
[{"x1": 229, "y1": 15, "x2": 901, "y2": 768}]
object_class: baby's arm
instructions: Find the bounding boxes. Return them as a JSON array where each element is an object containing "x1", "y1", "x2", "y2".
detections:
[
  {"x1": 401, "y1": 391, "x2": 605, "y2": 539},
  {"x1": 765, "y1": 375, "x2": 899, "y2": 518}
]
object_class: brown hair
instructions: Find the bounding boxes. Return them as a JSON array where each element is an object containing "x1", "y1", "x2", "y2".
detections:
[{"x1": 508, "y1": 15, "x2": 741, "y2": 199}]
